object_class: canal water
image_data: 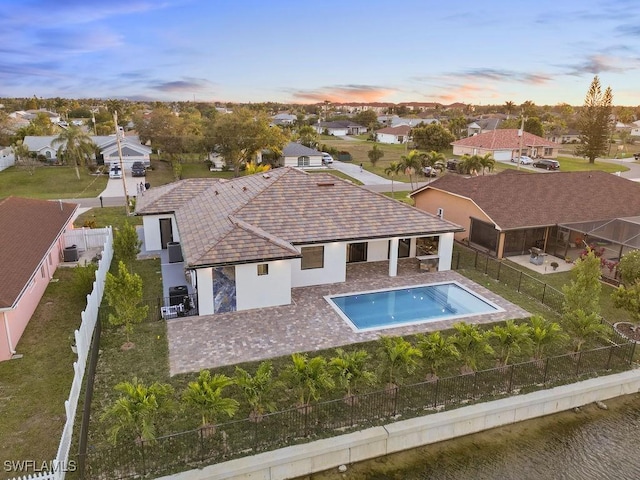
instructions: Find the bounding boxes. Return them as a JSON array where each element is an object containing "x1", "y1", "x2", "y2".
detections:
[{"x1": 306, "y1": 393, "x2": 640, "y2": 480}]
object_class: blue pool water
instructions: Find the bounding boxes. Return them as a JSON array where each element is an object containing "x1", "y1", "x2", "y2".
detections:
[{"x1": 327, "y1": 282, "x2": 502, "y2": 331}]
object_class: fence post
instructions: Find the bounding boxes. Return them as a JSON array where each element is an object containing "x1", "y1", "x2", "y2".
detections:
[
  {"x1": 543, "y1": 357, "x2": 549, "y2": 385},
  {"x1": 508, "y1": 364, "x2": 515, "y2": 393},
  {"x1": 497, "y1": 261, "x2": 501, "y2": 282},
  {"x1": 518, "y1": 271, "x2": 523, "y2": 292},
  {"x1": 606, "y1": 345, "x2": 614, "y2": 370},
  {"x1": 474, "y1": 250, "x2": 478, "y2": 269},
  {"x1": 392, "y1": 385, "x2": 399, "y2": 416},
  {"x1": 575, "y1": 351, "x2": 582, "y2": 376},
  {"x1": 484, "y1": 256, "x2": 489, "y2": 274},
  {"x1": 433, "y1": 379, "x2": 439, "y2": 409},
  {"x1": 541, "y1": 283, "x2": 546, "y2": 305}
]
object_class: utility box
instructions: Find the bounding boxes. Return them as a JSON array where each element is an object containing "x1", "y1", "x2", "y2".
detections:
[
  {"x1": 338, "y1": 151, "x2": 352, "y2": 162},
  {"x1": 169, "y1": 285, "x2": 189, "y2": 306},
  {"x1": 167, "y1": 241, "x2": 183, "y2": 263},
  {"x1": 63, "y1": 245, "x2": 79, "y2": 262}
]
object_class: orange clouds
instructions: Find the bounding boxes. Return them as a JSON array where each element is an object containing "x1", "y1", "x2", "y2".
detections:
[{"x1": 291, "y1": 85, "x2": 395, "y2": 103}]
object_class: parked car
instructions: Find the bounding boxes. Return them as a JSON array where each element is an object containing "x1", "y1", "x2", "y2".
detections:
[
  {"x1": 446, "y1": 159, "x2": 460, "y2": 171},
  {"x1": 634, "y1": 153, "x2": 640, "y2": 160},
  {"x1": 321, "y1": 152, "x2": 334, "y2": 164},
  {"x1": 512, "y1": 155, "x2": 533, "y2": 165},
  {"x1": 109, "y1": 165, "x2": 122, "y2": 179},
  {"x1": 422, "y1": 166, "x2": 438, "y2": 177},
  {"x1": 131, "y1": 161, "x2": 146, "y2": 177},
  {"x1": 532, "y1": 159, "x2": 560, "y2": 170}
]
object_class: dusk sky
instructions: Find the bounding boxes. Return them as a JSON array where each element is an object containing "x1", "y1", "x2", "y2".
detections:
[{"x1": 1, "y1": 0, "x2": 639, "y2": 106}]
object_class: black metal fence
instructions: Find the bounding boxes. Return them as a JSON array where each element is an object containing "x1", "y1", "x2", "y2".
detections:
[{"x1": 78, "y1": 339, "x2": 635, "y2": 480}]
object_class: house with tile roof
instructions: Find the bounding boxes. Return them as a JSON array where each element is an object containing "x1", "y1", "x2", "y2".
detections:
[
  {"x1": 279, "y1": 142, "x2": 324, "y2": 168},
  {"x1": 23, "y1": 133, "x2": 152, "y2": 170},
  {"x1": 452, "y1": 129, "x2": 558, "y2": 162},
  {"x1": 375, "y1": 125, "x2": 412, "y2": 144},
  {"x1": 410, "y1": 170, "x2": 640, "y2": 260},
  {"x1": 314, "y1": 121, "x2": 367, "y2": 136},
  {"x1": 0, "y1": 197, "x2": 77, "y2": 362},
  {"x1": 135, "y1": 168, "x2": 463, "y2": 315}
]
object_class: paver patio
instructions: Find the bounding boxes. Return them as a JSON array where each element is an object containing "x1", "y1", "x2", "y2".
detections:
[{"x1": 166, "y1": 259, "x2": 530, "y2": 375}]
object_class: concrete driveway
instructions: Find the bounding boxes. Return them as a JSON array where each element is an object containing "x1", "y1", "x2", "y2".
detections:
[{"x1": 100, "y1": 174, "x2": 146, "y2": 198}]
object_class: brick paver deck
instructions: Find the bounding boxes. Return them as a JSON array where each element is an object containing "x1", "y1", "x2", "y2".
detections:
[{"x1": 167, "y1": 259, "x2": 530, "y2": 375}]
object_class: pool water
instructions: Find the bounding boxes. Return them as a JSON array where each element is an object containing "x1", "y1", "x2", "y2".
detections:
[{"x1": 327, "y1": 282, "x2": 502, "y2": 331}]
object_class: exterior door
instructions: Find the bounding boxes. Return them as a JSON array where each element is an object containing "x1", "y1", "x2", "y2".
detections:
[
  {"x1": 347, "y1": 242, "x2": 368, "y2": 263},
  {"x1": 159, "y1": 218, "x2": 173, "y2": 249}
]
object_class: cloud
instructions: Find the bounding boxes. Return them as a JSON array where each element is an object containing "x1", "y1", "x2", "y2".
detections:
[
  {"x1": 149, "y1": 78, "x2": 215, "y2": 93},
  {"x1": 34, "y1": 27, "x2": 123, "y2": 54},
  {"x1": 564, "y1": 54, "x2": 637, "y2": 75},
  {"x1": 289, "y1": 85, "x2": 395, "y2": 103}
]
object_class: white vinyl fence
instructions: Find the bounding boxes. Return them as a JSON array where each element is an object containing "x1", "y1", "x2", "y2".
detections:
[
  {"x1": 8, "y1": 227, "x2": 113, "y2": 480},
  {"x1": 0, "y1": 150, "x2": 15, "y2": 172},
  {"x1": 64, "y1": 227, "x2": 112, "y2": 252}
]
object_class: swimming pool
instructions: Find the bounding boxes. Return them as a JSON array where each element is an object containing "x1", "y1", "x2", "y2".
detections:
[{"x1": 326, "y1": 281, "x2": 503, "y2": 331}]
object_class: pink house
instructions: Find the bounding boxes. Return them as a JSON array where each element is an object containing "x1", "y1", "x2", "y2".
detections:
[{"x1": 0, "y1": 197, "x2": 77, "y2": 361}]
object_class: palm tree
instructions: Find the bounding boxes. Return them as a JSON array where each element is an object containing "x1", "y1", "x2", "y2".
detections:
[
  {"x1": 564, "y1": 310, "x2": 610, "y2": 352},
  {"x1": 377, "y1": 336, "x2": 422, "y2": 387},
  {"x1": 284, "y1": 353, "x2": 334, "y2": 408},
  {"x1": 329, "y1": 348, "x2": 376, "y2": 399},
  {"x1": 504, "y1": 101, "x2": 516, "y2": 116},
  {"x1": 451, "y1": 322, "x2": 494, "y2": 372},
  {"x1": 52, "y1": 125, "x2": 96, "y2": 179},
  {"x1": 234, "y1": 361, "x2": 279, "y2": 421},
  {"x1": 421, "y1": 151, "x2": 446, "y2": 181},
  {"x1": 182, "y1": 370, "x2": 239, "y2": 429},
  {"x1": 459, "y1": 154, "x2": 483, "y2": 176},
  {"x1": 490, "y1": 320, "x2": 533, "y2": 366},
  {"x1": 529, "y1": 315, "x2": 569, "y2": 360},
  {"x1": 416, "y1": 331, "x2": 459, "y2": 378},
  {"x1": 384, "y1": 161, "x2": 402, "y2": 196},
  {"x1": 101, "y1": 378, "x2": 174, "y2": 445},
  {"x1": 477, "y1": 153, "x2": 495, "y2": 175},
  {"x1": 400, "y1": 149, "x2": 424, "y2": 189}
]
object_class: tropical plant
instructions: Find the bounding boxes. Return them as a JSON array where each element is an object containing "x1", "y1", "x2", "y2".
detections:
[
  {"x1": 477, "y1": 153, "x2": 495, "y2": 175},
  {"x1": 113, "y1": 221, "x2": 142, "y2": 268},
  {"x1": 415, "y1": 331, "x2": 459, "y2": 378},
  {"x1": 564, "y1": 309, "x2": 610, "y2": 352},
  {"x1": 451, "y1": 322, "x2": 494, "y2": 372},
  {"x1": 51, "y1": 125, "x2": 97, "y2": 179},
  {"x1": 529, "y1": 315, "x2": 569, "y2": 360},
  {"x1": 329, "y1": 348, "x2": 376, "y2": 398},
  {"x1": 72, "y1": 262, "x2": 98, "y2": 300},
  {"x1": 101, "y1": 378, "x2": 174, "y2": 444},
  {"x1": 490, "y1": 320, "x2": 533, "y2": 366},
  {"x1": 244, "y1": 161, "x2": 271, "y2": 175},
  {"x1": 611, "y1": 280, "x2": 640, "y2": 324},
  {"x1": 376, "y1": 336, "x2": 422, "y2": 386},
  {"x1": 616, "y1": 250, "x2": 640, "y2": 286},
  {"x1": 421, "y1": 151, "x2": 446, "y2": 179},
  {"x1": 182, "y1": 370, "x2": 239, "y2": 428},
  {"x1": 367, "y1": 144, "x2": 384, "y2": 167},
  {"x1": 284, "y1": 353, "x2": 334, "y2": 408},
  {"x1": 104, "y1": 260, "x2": 149, "y2": 345},
  {"x1": 384, "y1": 161, "x2": 403, "y2": 195},
  {"x1": 459, "y1": 154, "x2": 483, "y2": 176},
  {"x1": 234, "y1": 361, "x2": 280, "y2": 420},
  {"x1": 400, "y1": 149, "x2": 425, "y2": 189}
]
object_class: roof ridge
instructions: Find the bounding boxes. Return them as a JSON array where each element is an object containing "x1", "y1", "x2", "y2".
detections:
[{"x1": 229, "y1": 215, "x2": 299, "y2": 254}]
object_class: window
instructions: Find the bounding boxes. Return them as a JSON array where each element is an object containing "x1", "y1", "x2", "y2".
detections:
[
  {"x1": 257, "y1": 264, "x2": 269, "y2": 276},
  {"x1": 297, "y1": 156, "x2": 310, "y2": 167},
  {"x1": 40, "y1": 265, "x2": 45, "y2": 278},
  {"x1": 301, "y1": 246, "x2": 324, "y2": 270},
  {"x1": 436, "y1": 208, "x2": 444, "y2": 219}
]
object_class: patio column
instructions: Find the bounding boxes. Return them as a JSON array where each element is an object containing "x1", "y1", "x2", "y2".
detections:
[{"x1": 389, "y1": 237, "x2": 399, "y2": 277}]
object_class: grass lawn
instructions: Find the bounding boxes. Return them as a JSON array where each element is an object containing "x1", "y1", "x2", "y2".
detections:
[
  {"x1": 74, "y1": 207, "x2": 143, "y2": 230},
  {"x1": 0, "y1": 166, "x2": 107, "y2": 199},
  {"x1": 0, "y1": 268, "x2": 86, "y2": 471},
  {"x1": 555, "y1": 156, "x2": 629, "y2": 173}
]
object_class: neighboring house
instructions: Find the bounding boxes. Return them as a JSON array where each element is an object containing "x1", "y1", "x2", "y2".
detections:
[
  {"x1": 135, "y1": 168, "x2": 462, "y2": 315},
  {"x1": 390, "y1": 117, "x2": 438, "y2": 128},
  {"x1": 22, "y1": 133, "x2": 152, "y2": 170},
  {"x1": 315, "y1": 121, "x2": 367, "y2": 136},
  {"x1": 466, "y1": 117, "x2": 502, "y2": 137},
  {"x1": 451, "y1": 129, "x2": 558, "y2": 161},
  {"x1": 279, "y1": 142, "x2": 324, "y2": 168},
  {"x1": 375, "y1": 125, "x2": 412, "y2": 144},
  {"x1": 546, "y1": 129, "x2": 580, "y2": 144},
  {"x1": 630, "y1": 121, "x2": 640, "y2": 138},
  {"x1": 10, "y1": 109, "x2": 61, "y2": 124},
  {"x1": 0, "y1": 146, "x2": 14, "y2": 172},
  {"x1": 271, "y1": 113, "x2": 297, "y2": 126},
  {"x1": 410, "y1": 170, "x2": 640, "y2": 259},
  {"x1": 0, "y1": 197, "x2": 77, "y2": 362}
]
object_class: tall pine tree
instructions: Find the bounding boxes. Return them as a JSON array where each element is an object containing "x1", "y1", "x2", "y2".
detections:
[{"x1": 576, "y1": 76, "x2": 613, "y2": 163}]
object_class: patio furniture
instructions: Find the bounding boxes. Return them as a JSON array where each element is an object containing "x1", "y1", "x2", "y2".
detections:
[{"x1": 529, "y1": 247, "x2": 546, "y2": 266}]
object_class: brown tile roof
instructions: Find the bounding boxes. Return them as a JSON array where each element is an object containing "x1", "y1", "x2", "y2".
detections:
[
  {"x1": 376, "y1": 125, "x2": 412, "y2": 135},
  {"x1": 0, "y1": 197, "x2": 77, "y2": 308},
  {"x1": 136, "y1": 168, "x2": 463, "y2": 267},
  {"x1": 414, "y1": 170, "x2": 640, "y2": 230},
  {"x1": 452, "y1": 129, "x2": 557, "y2": 149}
]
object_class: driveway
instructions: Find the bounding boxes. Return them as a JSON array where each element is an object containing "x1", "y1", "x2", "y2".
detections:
[{"x1": 100, "y1": 174, "x2": 146, "y2": 198}]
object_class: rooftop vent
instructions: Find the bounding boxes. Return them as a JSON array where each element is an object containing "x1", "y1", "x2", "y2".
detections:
[
  {"x1": 317, "y1": 181, "x2": 335, "y2": 187},
  {"x1": 242, "y1": 186, "x2": 247, "y2": 191},
  {"x1": 262, "y1": 173, "x2": 271, "y2": 179}
]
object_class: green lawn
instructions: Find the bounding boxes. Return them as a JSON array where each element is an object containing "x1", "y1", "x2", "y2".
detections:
[
  {"x1": 0, "y1": 165, "x2": 107, "y2": 199},
  {"x1": 0, "y1": 268, "x2": 85, "y2": 471}
]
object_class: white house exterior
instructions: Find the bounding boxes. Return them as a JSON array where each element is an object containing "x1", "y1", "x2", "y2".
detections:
[
  {"x1": 22, "y1": 133, "x2": 151, "y2": 169},
  {"x1": 314, "y1": 121, "x2": 367, "y2": 136},
  {"x1": 280, "y1": 142, "x2": 324, "y2": 168},
  {"x1": 375, "y1": 125, "x2": 412, "y2": 144},
  {"x1": 135, "y1": 168, "x2": 462, "y2": 316},
  {"x1": 451, "y1": 129, "x2": 558, "y2": 160}
]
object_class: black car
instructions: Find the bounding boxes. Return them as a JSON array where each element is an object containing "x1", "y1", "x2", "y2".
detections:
[
  {"x1": 446, "y1": 159, "x2": 460, "y2": 171},
  {"x1": 532, "y1": 159, "x2": 560, "y2": 171},
  {"x1": 131, "y1": 162, "x2": 146, "y2": 177}
]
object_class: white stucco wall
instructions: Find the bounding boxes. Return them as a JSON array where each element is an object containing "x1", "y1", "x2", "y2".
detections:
[
  {"x1": 291, "y1": 242, "x2": 346, "y2": 287},
  {"x1": 437, "y1": 232, "x2": 454, "y2": 271},
  {"x1": 376, "y1": 133, "x2": 403, "y2": 144},
  {"x1": 195, "y1": 267, "x2": 214, "y2": 315},
  {"x1": 283, "y1": 155, "x2": 323, "y2": 168},
  {"x1": 142, "y1": 214, "x2": 179, "y2": 251},
  {"x1": 366, "y1": 239, "x2": 389, "y2": 261},
  {"x1": 235, "y1": 260, "x2": 292, "y2": 311}
]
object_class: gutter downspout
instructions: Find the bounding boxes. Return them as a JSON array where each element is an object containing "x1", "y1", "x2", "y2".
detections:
[{"x1": 3, "y1": 311, "x2": 16, "y2": 355}]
